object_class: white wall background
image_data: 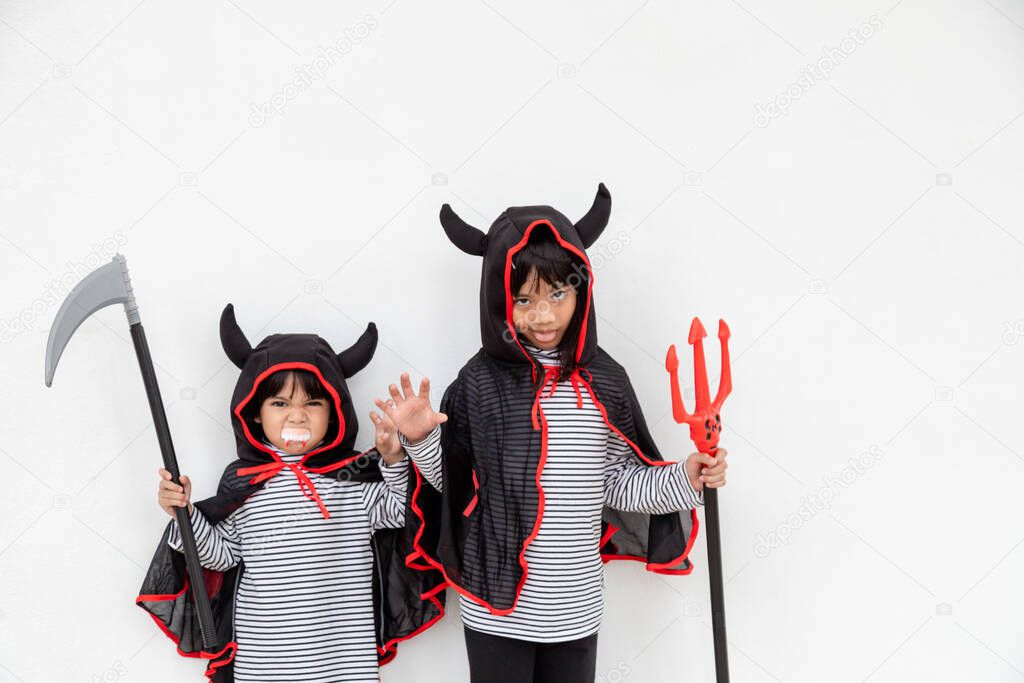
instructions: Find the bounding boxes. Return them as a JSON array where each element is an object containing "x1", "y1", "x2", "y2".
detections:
[{"x1": 2, "y1": 0, "x2": 1023, "y2": 681}]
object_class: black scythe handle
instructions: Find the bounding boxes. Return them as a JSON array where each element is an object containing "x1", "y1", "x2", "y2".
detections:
[
  {"x1": 703, "y1": 448, "x2": 729, "y2": 682},
  {"x1": 130, "y1": 322, "x2": 219, "y2": 650}
]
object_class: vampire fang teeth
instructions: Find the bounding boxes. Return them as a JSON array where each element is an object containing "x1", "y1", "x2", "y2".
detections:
[{"x1": 281, "y1": 428, "x2": 311, "y2": 447}]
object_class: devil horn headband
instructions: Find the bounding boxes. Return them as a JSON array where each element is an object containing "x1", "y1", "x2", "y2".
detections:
[
  {"x1": 220, "y1": 304, "x2": 377, "y2": 378},
  {"x1": 439, "y1": 183, "x2": 612, "y2": 255}
]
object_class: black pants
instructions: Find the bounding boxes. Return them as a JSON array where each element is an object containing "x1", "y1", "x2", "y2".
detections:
[{"x1": 464, "y1": 626, "x2": 599, "y2": 683}]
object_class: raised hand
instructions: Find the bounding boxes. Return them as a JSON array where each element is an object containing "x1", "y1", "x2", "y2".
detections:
[
  {"x1": 369, "y1": 406, "x2": 405, "y2": 465},
  {"x1": 375, "y1": 373, "x2": 447, "y2": 445}
]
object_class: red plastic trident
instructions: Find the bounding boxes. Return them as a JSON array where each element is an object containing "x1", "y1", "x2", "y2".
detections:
[
  {"x1": 665, "y1": 316, "x2": 732, "y2": 683},
  {"x1": 665, "y1": 317, "x2": 731, "y2": 454}
]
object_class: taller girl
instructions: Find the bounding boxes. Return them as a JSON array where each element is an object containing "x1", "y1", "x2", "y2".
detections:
[{"x1": 376, "y1": 184, "x2": 728, "y2": 683}]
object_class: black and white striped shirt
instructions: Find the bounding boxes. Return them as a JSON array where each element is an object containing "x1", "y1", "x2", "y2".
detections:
[
  {"x1": 401, "y1": 345, "x2": 703, "y2": 642},
  {"x1": 168, "y1": 445, "x2": 408, "y2": 682}
]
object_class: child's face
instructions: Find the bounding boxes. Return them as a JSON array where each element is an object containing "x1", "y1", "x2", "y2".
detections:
[
  {"x1": 512, "y1": 269, "x2": 578, "y2": 350},
  {"x1": 253, "y1": 374, "x2": 331, "y2": 455}
]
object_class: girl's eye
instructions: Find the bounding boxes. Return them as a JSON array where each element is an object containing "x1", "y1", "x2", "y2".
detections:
[
  {"x1": 515, "y1": 297, "x2": 531, "y2": 306},
  {"x1": 551, "y1": 289, "x2": 567, "y2": 302},
  {"x1": 307, "y1": 400, "x2": 323, "y2": 407},
  {"x1": 270, "y1": 400, "x2": 287, "y2": 407}
]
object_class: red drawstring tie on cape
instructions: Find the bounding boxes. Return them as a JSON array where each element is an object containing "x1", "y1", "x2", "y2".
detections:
[
  {"x1": 238, "y1": 460, "x2": 331, "y2": 518},
  {"x1": 530, "y1": 366, "x2": 591, "y2": 430}
]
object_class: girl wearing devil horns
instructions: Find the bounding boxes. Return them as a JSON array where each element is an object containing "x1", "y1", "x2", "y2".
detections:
[
  {"x1": 374, "y1": 184, "x2": 729, "y2": 682},
  {"x1": 137, "y1": 306, "x2": 445, "y2": 682}
]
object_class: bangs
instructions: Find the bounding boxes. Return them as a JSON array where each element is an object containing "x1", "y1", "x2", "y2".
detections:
[
  {"x1": 254, "y1": 369, "x2": 330, "y2": 403},
  {"x1": 510, "y1": 225, "x2": 588, "y2": 295}
]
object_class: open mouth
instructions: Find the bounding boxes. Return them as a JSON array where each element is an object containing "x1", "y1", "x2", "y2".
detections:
[
  {"x1": 281, "y1": 427, "x2": 311, "y2": 448},
  {"x1": 531, "y1": 329, "x2": 559, "y2": 344}
]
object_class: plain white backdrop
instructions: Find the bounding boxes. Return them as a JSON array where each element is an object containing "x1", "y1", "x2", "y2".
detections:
[{"x1": 2, "y1": 0, "x2": 1023, "y2": 681}]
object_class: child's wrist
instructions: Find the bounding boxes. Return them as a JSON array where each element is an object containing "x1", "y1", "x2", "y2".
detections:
[
  {"x1": 399, "y1": 430, "x2": 425, "y2": 446},
  {"x1": 379, "y1": 447, "x2": 406, "y2": 465},
  {"x1": 406, "y1": 424, "x2": 441, "y2": 446}
]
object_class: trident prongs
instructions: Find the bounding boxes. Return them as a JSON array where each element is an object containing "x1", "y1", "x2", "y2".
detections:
[
  {"x1": 689, "y1": 317, "x2": 711, "y2": 414},
  {"x1": 665, "y1": 343, "x2": 689, "y2": 425},
  {"x1": 665, "y1": 317, "x2": 733, "y2": 454},
  {"x1": 712, "y1": 319, "x2": 731, "y2": 413}
]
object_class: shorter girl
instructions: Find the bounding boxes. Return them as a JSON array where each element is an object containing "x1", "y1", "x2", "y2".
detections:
[{"x1": 137, "y1": 304, "x2": 444, "y2": 682}]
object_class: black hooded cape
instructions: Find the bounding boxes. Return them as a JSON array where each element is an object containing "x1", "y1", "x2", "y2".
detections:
[
  {"x1": 136, "y1": 305, "x2": 445, "y2": 681},
  {"x1": 404, "y1": 184, "x2": 699, "y2": 615}
]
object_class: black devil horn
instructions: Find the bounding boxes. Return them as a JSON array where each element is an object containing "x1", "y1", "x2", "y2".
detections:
[
  {"x1": 220, "y1": 303, "x2": 253, "y2": 369},
  {"x1": 440, "y1": 204, "x2": 488, "y2": 256},
  {"x1": 338, "y1": 322, "x2": 378, "y2": 378},
  {"x1": 574, "y1": 183, "x2": 611, "y2": 249}
]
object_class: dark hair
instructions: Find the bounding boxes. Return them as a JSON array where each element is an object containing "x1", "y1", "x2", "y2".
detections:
[
  {"x1": 242, "y1": 369, "x2": 337, "y2": 442},
  {"x1": 510, "y1": 226, "x2": 589, "y2": 385}
]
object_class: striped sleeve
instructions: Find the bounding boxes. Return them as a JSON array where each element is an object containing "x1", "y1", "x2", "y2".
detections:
[
  {"x1": 167, "y1": 505, "x2": 242, "y2": 572},
  {"x1": 364, "y1": 456, "x2": 410, "y2": 530},
  {"x1": 603, "y1": 431, "x2": 704, "y2": 513},
  {"x1": 398, "y1": 425, "x2": 444, "y2": 493}
]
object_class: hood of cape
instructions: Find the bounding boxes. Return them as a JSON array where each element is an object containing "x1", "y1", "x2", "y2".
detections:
[
  {"x1": 440, "y1": 183, "x2": 611, "y2": 371},
  {"x1": 219, "y1": 303, "x2": 378, "y2": 470}
]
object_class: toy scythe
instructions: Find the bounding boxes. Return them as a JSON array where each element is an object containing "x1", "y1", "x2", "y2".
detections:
[
  {"x1": 44, "y1": 254, "x2": 219, "y2": 650},
  {"x1": 666, "y1": 317, "x2": 732, "y2": 683}
]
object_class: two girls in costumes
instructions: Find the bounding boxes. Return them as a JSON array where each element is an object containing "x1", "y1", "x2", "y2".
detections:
[{"x1": 136, "y1": 184, "x2": 729, "y2": 682}]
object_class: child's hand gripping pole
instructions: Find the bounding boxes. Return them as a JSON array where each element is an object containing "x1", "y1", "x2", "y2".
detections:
[{"x1": 666, "y1": 317, "x2": 731, "y2": 683}]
